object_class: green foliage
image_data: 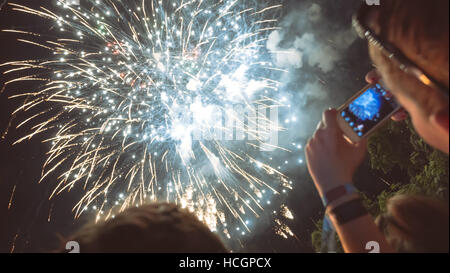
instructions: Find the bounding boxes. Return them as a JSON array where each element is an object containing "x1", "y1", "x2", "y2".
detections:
[
  {"x1": 310, "y1": 219, "x2": 323, "y2": 253},
  {"x1": 367, "y1": 119, "x2": 413, "y2": 174},
  {"x1": 368, "y1": 119, "x2": 449, "y2": 200},
  {"x1": 310, "y1": 119, "x2": 449, "y2": 252},
  {"x1": 310, "y1": 218, "x2": 344, "y2": 253},
  {"x1": 367, "y1": 119, "x2": 432, "y2": 176}
]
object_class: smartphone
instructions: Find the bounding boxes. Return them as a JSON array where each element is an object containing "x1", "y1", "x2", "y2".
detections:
[{"x1": 337, "y1": 82, "x2": 401, "y2": 143}]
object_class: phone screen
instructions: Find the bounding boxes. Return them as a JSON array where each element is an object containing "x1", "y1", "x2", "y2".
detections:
[{"x1": 340, "y1": 84, "x2": 400, "y2": 138}]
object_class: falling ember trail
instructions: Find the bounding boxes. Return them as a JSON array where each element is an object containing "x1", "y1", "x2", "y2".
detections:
[
  {"x1": 48, "y1": 203, "x2": 54, "y2": 222},
  {"x1": 8, "y1": 185, "x2": 16, "y2": 210},
  {"x1": 10, "y1": 234, "x2": 19, "y2": 253}
]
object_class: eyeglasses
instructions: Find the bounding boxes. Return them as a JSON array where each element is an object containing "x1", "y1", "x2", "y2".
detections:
[{"x1": 353, "y1": 4, "x2": 449, "y2": 97}]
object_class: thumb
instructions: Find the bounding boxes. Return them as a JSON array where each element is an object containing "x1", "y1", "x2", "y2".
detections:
[
  {"x1": 345, "y1": 137, "x2": 368, "y2": 157},
  {"x1": 355, "y1": 137, "x2": 368, "y2": 150}
]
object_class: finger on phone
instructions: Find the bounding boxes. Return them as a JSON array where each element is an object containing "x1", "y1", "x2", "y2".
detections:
[
  {"x1": 391, "y1": 108, "x2": 408, "y2": 121},
  {"x1": 365, "y1": 69, "x2": 381, "y2": 84}
]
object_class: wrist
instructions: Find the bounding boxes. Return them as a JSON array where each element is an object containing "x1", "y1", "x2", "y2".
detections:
[
  {"x1": 327, "y1": 198, "x2": 369, "y2": 226},
  {"x1": 313, "y1": 177, "x2": 353, "y2": 198},
  {"x1": 325, "y1": 192, "x2": 360, "y2": 213},
  {"x1": 320, "y1": 183, "x2": 358, "y2": 208}
]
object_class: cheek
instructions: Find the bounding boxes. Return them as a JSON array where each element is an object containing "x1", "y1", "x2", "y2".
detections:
[
  {"x1": 394, "y1": 95, "x2": 443, "y2": 150},
  {"x1": 410, "y1": 111, "x2": 443, "y2": 150}
]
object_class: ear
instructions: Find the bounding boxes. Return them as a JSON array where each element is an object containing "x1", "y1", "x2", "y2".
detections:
[{"x1": 430, "y1": 110, "x2": 449, "y2": 134}]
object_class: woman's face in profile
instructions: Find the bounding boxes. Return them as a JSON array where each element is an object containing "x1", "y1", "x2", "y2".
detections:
[{"x1": 368, "y1": 42, "x2": 449, "y2": 154}]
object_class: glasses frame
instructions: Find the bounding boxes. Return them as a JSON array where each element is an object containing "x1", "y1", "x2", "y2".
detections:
[{"x1": 353, "y1": 5, "x2": 449, "y2": 97}]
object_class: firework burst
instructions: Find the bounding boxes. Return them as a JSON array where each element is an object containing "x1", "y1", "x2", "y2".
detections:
[{"x1": 2, "y1": 0, "x2": 295, "y2": 245}]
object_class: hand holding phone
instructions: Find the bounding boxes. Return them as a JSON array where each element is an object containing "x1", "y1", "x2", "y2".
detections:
[{"x1": 306, "y1": 109, "x2": 368, "y2": 196}]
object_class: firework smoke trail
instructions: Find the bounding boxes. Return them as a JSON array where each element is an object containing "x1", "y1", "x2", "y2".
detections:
[{"x1": 2, "y1": 0, "x2": 296, "y2": 245}]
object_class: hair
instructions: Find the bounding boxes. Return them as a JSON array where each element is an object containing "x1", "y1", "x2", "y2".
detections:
[
  {"x1": 376, "y1": 195, "x2": 449, "y2": 253},
  {"x1": 366, "y1": 0, "x2": 449, "y2": 115},
  {"x1": 60, "y1": 203, "x2": 228, "y2": 253},
  {"x1": 371, "y1": 0, "x2": 449, "y2": 55}
]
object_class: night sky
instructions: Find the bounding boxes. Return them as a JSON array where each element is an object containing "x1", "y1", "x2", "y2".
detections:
[{"x1": 0, "y1": 0, "x2": 387, "y2": 253}]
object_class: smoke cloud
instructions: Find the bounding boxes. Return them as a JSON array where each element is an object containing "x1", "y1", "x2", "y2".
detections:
[{"x1": 266, "y1": 0, "x2": 365, "y2": 144}]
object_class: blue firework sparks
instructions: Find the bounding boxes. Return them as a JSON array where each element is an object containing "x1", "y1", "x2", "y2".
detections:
[{"x1": 1, "y1": 0, "x2": 297, "y2": 245}]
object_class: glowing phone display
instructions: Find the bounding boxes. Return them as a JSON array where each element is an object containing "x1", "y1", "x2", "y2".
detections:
[{"x1": 339, "y1": 84, "x2": 400, "y2": 138}]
